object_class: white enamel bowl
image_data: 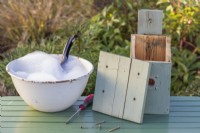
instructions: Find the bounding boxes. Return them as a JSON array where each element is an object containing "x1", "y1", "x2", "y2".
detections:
[{"x1": 6, "y1": 56, "x2": 93, "y2": 112}]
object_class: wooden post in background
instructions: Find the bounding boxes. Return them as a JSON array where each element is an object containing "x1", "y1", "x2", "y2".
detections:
[{"x1": 138, "y1": 9, "x2": 163, "y2": 35}]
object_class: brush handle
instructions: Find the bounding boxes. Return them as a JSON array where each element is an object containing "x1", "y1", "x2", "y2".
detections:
[{"x1": 61, "y1": 34, "x2": 78, "y2": 65}]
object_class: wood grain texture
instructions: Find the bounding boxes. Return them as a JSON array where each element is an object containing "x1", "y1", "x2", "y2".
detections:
[
  {"x1": 93, "y1": 51, "x2": 152, "y2": 123},
  {"x1": 92, "y1": 51, "x2": 119, "y2": 115},
  {"x1": 166, "y1": 37, "x2": 172, "y2": 62},
  {"x1": 123, "y1": 59, "x2": 151, "y2": 123},
  {"x1": 93, "y1": 51, "x2": 132, "y2": 118},
  {"x1": 112, "y1": 56, "x2": 131, "y2": 118},
  {"x1": 130, "y1": 33, "x2": 172, "y2": 115},
  {"x1": 131, "y1": 34, "x2": 171, "y2": 62},
  {"x1": 138, "y1": 9, "x2": 163, "y2": 35},
  {"x1": 145, "y1": 62, "x2": 172, "y2": 114}
]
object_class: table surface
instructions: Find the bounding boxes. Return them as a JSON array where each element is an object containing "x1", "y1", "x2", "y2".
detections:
[{"x1": 0, "y1": 96, "x2": 200, "y2": 133}]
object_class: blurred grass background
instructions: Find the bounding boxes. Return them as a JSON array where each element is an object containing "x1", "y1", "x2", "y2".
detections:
[{"x1": 0, "y1": 0, "x2": 200, "y2": 96}]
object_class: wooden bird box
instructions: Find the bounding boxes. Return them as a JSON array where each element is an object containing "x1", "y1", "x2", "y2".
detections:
[
  {"x1": 92, "y1": 9, "x2": 172, "y2": 124},
  {"x1": 131, "y1": 9, "x2": 172, "y2": 114},
  {"x1": 130, "y1": 35, "x2": 172, "y2": 114}
]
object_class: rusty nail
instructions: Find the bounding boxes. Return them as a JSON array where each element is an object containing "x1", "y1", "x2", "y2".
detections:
[
  {"x1": 80, "y1": 125, "x2": 88, "y2": 129},
  {"x1": 81, "y1": 125, "x2": 93, "y2": 129},
  {"x1": 148, "y1": 18, "x2": 152, "y2": 23},
  {"x1": 98, "y1": 124, "x2": 101, "y2": 130},
  {"x1": 108, "y1": 126, "x2": 120, "y2": 132},
  {"x1": 149, "y1": 78, "x2": 155, "y2": 86},
  {"x1": 95, "y1": 120, "x2": 105, "y2": 125}
]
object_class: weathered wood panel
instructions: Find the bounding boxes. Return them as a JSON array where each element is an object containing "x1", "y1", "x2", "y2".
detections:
[
  {"x1": 130, "y1": 34, "x2": 172, "y2": 115},
  {"x1": 93, "y1": 51, "x2": 131, "y2": 118},
  {"x1": 92, "y1": 51, "x2": 119, "y2": 115},
  {"x1": 145, "y1": 62, "x2": 171, "y2": 114},
  {"x1": 93, "y1": 51, "x2": 151, "y2": 123},
  {"x1": 138, "y1": 9, "x2": 163, "y2": 35},
  {"x1": 131, "y1": 34, "x2": 171, "y2": 62},
  {"x1": 112, "y1": 56, "x2": 131, "y2": 118},
  {"x1": 123, "y1": 59, "x2": 151, "y2": 123}
]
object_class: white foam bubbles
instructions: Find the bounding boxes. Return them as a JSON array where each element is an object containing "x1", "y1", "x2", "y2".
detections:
[
  {"x1": 14, "y1": 71, "x2": 29, "y2": 79},
  {"x1": 27, "y1": 72, "x2": 57, "y2": 81},
  {"x1": 11, "y1": 51, "x2": 88, "y2": 82}
]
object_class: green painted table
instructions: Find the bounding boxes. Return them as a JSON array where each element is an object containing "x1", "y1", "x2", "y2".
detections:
[{"x1": 0, "y1": 96, "x2": 200, "y2": 133}]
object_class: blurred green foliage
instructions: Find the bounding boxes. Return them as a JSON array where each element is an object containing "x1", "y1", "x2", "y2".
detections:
[
  {"x1": 171, "y1": 48, "x2": 200, "y2": 95},
  {"x1": 159, "y1": 0, "x2": 200, "y2": 51},
  {"x1": 86, "y1": 0, "x2": 160, "y2": 56},
  {"x1": 157, "y1": 0, "x2": 200, "y2": 95}
]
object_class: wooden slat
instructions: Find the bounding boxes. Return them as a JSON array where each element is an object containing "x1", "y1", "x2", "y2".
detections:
[
  {"x1": 170, "y1": 107, "x2": 200, "y2": 112},
  {"x1": 2, "y1": 96, "x2": 23, "y2": 100},
  {"x1": 2, "y1": 122, "x2": 200, "y2": 129},
  {"x1": 1, "y1": 128, "x2": 99, "y2": 133},
  {"x1": 145, "y1": 62, "x2": 171, "y2": 114},
  {"x1": 1, "y1": 100, "x2": 83, "y2": 106},
  {"x1": 2, "y1": 128, "x2": 200, "y2": 133},
  {"x1": 1, "y1": 97, "x2": 85, "y2": 106},
  {"x1": 170, "y1": 96, "x2": 200, "y2": 101},
  {"x1": 1, "y1": 109, "x2": 200, "y2": 123},
  {"x1": 138, "y1": 9, "x2": 163, "y2": 35},
  {"x1": 4, "y1": 96, "x2": 196, "y2": 105},
  {"x1": 123, "y1": 59, "x2": 151, "y2": 123},
  {"x1": 1, "y1": 115, "x2": 124, "y2": 123},
  {"x1": 170, "y1": 101, "x2": 200, "y2": 106},
  {"x1": 1, "y1": 115, "x2": 200, "y2": 123},
  {"x1": 166, "y1": 37, "x2": 172, "y2": 62},
  {"x1": 112, "y1": 56, "x2": 131, "y2": 118},
  {"x1": 93, "y1": 51, "x2": 132, "y2": 119},
  {"x1": 1, "y1": 111, "x2": 200, "y2": 118},
  {"x1": 1, "y1": 105, "x2": 92, "y2": 112},
  {"x1": 93, "y1": 51, "x2": 120, "y2": 115},
  {"x1": 0, "y1": 110, "x2": 93, "y2": 117}
]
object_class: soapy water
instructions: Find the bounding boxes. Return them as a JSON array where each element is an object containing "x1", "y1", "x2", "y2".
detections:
[{"x1": 11, "y1": 51, "x2": 88, "y2": 82}]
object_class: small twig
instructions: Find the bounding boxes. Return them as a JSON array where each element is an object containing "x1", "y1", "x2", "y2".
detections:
[
  {"x1": 108, "y1": 126, "x2": 120, "y2": 132},
  {"x1": 95, "y1": 120, "x2": 105, "y2": 125}
]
